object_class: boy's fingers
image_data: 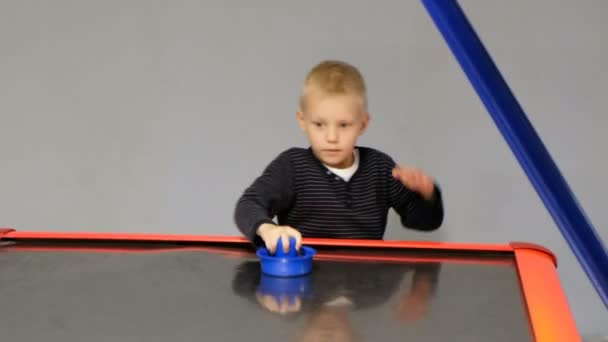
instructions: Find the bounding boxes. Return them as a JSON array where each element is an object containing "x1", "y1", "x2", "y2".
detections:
[
  {"x1": 423, "y1": 175, "x2": 433, "y2": 188},
  {"x1": 292, "y1": 229, "x2": 303, "y2": 250},
  {"x1": 395, "y1": 168, "x2": 412, "y2": 185},
  {"x1": 412, "y1": 170, "x2": 421, "y2": 187},
  {"x1": 393, "y1": 168, "x2": 406, "y2": 183},
  {"x1": 266, "y1": 237, "x2": 277, "y2": 254},
  {"x1": 261, "y1": 226, "x2": 302, "y2": 254},
  {"x1": 269, "y1": 233, "x2": 282, "y2": 254},
  {"x1": 285, "y1": 226, "x2": 302, "y2": 250},
  {"x1": 281, "y1": 234, "x2": 290, "y2": 253},
  {"x1": 393, "y1": 166, "x2": 435, "y2": 196},
  {"x1": 405, "y1": 169, "x2": 427, "y2": 189}
]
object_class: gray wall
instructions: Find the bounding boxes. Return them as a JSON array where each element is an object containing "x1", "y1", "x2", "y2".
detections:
[{"x1": 1, "y1": 0, "x2": 606, "y2": 337}]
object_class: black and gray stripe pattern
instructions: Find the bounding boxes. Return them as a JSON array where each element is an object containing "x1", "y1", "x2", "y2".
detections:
[{"x1": 234, "y1": 146, "x2": 443, "y2": 245}]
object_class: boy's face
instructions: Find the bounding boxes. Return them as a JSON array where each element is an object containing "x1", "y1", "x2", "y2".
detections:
[{"x1": 297, "y1": 94, "x2": 369, "y2": 169}]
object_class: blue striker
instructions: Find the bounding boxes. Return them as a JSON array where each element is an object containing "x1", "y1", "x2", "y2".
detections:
[{"x1": 256, "y1": 237, "x2": 316, "y2": 277}]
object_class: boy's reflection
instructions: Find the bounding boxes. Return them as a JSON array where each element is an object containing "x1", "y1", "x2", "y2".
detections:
[{"x1": 232, "y1": 258, "x2": 441, "y2": 340}]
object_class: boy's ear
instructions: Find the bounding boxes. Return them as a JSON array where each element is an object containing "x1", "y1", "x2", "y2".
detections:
[
  {"x1": 296, "y1": 110, "x2": 307, "y2": 132},
  {"x1": 359, "y1": 111, "x2": 371, "y2": 135}
]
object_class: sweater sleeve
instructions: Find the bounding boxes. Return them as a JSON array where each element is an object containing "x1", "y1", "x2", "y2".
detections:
[
  {"x1": 385, "y1": 156, "x2": 444, "y2": 231},
  {"x1": 234, "y1": 150, "x2": 295, "y2": 245}
]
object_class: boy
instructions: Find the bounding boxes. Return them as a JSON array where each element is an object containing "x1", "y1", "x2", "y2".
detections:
[{"x1": 234, "y1": 60, "x2": 443, "y2": 253}]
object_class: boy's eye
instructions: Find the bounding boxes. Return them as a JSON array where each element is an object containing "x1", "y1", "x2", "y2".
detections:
[
  {"x1": 313, "y1": 122, "x2": 323, "y2": 127},
  {"x1": 340, "y1": 123, "x2": 352, "y2": 128}
]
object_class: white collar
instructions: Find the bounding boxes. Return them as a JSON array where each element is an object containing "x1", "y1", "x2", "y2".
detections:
[{"x1": 324, "y1": 149, "x2": 359, "y2": 182}]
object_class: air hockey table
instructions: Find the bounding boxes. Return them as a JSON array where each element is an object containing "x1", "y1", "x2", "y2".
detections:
[{"x1": 0, "y1": 228, "x2": 580, "y2": 341}]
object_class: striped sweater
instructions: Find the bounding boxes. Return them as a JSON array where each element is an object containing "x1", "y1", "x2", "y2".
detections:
[{"x1": 234, "y1": 146, "x2": 444, "y2": 245}]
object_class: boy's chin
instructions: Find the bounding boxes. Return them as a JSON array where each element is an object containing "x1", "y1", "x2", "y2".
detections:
[
  {"x1": 311, "y1": 148, "x2": 354, "y2": 168},
  {"x1": 321, "y1": 156, "x2": 352, "y2": 169}
]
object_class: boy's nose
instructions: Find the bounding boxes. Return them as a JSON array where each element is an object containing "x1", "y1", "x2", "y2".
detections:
[{"x1": 326, "y1": 127, "x2": 338, "y2": 143}]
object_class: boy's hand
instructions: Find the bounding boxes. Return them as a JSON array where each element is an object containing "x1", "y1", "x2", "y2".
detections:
[
  {"x1": 256, "y1": 223, "x2": 302, "y2": 254},
  {"x1": 392, "y1": 166, "x2": 435, "y2": 201}
]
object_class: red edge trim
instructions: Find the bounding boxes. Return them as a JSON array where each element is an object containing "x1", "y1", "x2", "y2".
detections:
[
  {"x1": 0, "y1": 228, "x2": 16, "y2": 239},
  {"x1": 510, "y1": 241, "x2": 557, "y2": 266},
  {"x1": 3, "y1": 230, "x2": 249, "y2": 243},
  {"x1": 1, "y1": 245, "x2": 514, "y2": 266},
  {"x1": 2, "y1": 230, "x2": 514, "y2": 252},
  {"x1": 513, "y1": 248, "x2": 580, "y2": 342}
]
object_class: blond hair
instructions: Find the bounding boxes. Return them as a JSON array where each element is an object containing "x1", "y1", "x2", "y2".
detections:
[{"x1": 299, "y1": 60, "x2": 367, "y2": 111}]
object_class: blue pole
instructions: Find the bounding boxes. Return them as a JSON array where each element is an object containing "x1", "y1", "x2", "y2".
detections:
[{"x1": 420, "y1": 0, "x2": 608, "y2": 308}]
